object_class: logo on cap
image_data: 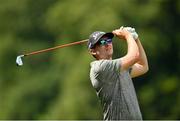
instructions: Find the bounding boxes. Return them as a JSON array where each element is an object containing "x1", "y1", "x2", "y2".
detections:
[{"x1": 92, "y1": 32, "x2": 105, "y2": 41}]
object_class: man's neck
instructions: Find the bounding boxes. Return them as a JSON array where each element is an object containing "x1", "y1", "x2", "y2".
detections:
[{"x1": 97, "y1": 56, "x2": 112, "y2": 60}]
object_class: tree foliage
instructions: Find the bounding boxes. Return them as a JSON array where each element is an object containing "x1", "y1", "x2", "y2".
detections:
[{"x1": 0, "y1": 0, "x2": 179, "y2": 119}]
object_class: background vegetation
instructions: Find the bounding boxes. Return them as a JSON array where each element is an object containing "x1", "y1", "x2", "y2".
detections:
[{"x1": 0, "y1": 0, "x2": 179, "y2": 119}]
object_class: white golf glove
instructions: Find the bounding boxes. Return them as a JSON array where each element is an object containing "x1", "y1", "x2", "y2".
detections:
[{"x1": 121, "y1": 26, "x2": 139, "y2": 40}]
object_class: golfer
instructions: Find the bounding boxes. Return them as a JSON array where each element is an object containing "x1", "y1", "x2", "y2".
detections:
[{"x1": 87, "y1": 26, "x2": 148, "y2": 120}]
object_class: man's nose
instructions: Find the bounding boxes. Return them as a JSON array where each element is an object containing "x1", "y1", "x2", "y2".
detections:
[{"x1": 105, "y1": 43, "x2": 112, "y2": 47}]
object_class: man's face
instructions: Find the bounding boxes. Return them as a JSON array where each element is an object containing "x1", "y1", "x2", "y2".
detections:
[{"x1": 91, "y1": 36, "x2": 113, "y2": 60}]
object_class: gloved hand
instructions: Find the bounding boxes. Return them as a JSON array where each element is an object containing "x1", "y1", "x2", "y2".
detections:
[{"x1": 121, "y1": 26, "x2": 139, "y2": 40}]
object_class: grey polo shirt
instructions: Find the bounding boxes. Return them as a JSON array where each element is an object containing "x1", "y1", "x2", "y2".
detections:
[{"x1": 90, "y1": 59, "x2": 142, "y2": 120}]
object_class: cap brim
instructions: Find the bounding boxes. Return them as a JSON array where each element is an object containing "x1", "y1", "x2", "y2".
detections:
[
  {"x1": 96, "y1": 32, "x2": 114, "y2": 43},
  {"x1": 102, "y1": 32, "x2": 114, "y2": 39}
]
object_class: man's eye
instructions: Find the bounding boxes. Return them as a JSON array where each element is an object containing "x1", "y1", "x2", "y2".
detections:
[{"x1": 100, "y1": 40, "x2": 106, "y2": 44}]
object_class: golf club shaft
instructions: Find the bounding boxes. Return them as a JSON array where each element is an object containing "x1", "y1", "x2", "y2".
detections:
[{"x1": 24, "y1": 39, "x2": 88, "y2": 56}]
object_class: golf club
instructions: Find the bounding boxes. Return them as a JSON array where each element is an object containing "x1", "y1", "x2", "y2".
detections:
[{"x1": 16, "y1": 39, "x2": 88, "y2": 66}]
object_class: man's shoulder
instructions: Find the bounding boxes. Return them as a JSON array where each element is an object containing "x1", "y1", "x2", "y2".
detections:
[
  {"x1": 90, "y1": 59, "x2": 109, "y2": 68},
  {"x1": 91, "y1": 59, "x2": 121, "y2": 66},
  {"x1": 91, "y1": 58, "x2": 122, "y2": 74},
  {"x1": 90, "y1": 60, "x2": 106, "y2": 73}
]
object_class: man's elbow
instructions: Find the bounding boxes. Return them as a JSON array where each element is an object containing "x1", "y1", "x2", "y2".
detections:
[
  {"x1": 143, "y1": 64, "x2": 149, "y2": 74},
  {"x1": 138, "y1": 65, "x2": 149, "y2": 77}
]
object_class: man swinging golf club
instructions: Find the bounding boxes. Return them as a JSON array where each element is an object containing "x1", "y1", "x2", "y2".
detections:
[
  {"x1": 88, "y1": 26, "x2": 148, "y2": 120},
  {"x1": 16, "y1": 25, "x2": 148, "y2": 120}
]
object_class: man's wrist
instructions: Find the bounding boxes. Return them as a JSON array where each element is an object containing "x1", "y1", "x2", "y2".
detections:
[{"x1": 125, "y1": 33, "x2": 134, "y2": 40}]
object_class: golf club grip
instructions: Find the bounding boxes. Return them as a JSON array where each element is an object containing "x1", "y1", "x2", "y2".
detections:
[{"x1": 24, "y1": 39, "x2": 88, "y2": 56}]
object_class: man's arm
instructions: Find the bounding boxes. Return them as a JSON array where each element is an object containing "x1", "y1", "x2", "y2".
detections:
[
  {"x1": 112, "y1": 28, "x2": 140, "y2": 72},
  {"x1": 130, "y1": 38, "x2": 149, "y2": 78}
]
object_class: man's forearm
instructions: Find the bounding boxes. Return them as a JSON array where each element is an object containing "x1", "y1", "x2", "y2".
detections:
[
  {"x1": 136, "y1": 39, "x2": 148, "y2": 67},
  {"x1": 126, "y1": 35, "x2": 140, "y2": 61},
  {"x1": 119, "y1": 34, "x2": 140, "y2": 71}
]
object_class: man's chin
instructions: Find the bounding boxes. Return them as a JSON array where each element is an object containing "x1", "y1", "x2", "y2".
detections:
[
  {"x1": 108, "y1": 53, "x2": 113, "y2": 58},
  {"x1": 109, "y1": 51, "x2": 113, "y2": 56}
]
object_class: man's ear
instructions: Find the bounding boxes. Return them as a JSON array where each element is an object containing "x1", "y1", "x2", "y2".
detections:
[{"x1": 89, "y1": 49, "x2": 96, "y2": 56}]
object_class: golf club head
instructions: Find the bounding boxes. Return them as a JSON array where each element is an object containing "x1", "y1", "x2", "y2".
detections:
[{"x1": 16, "y1": 55, "x2": 24, "y2": 66}]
